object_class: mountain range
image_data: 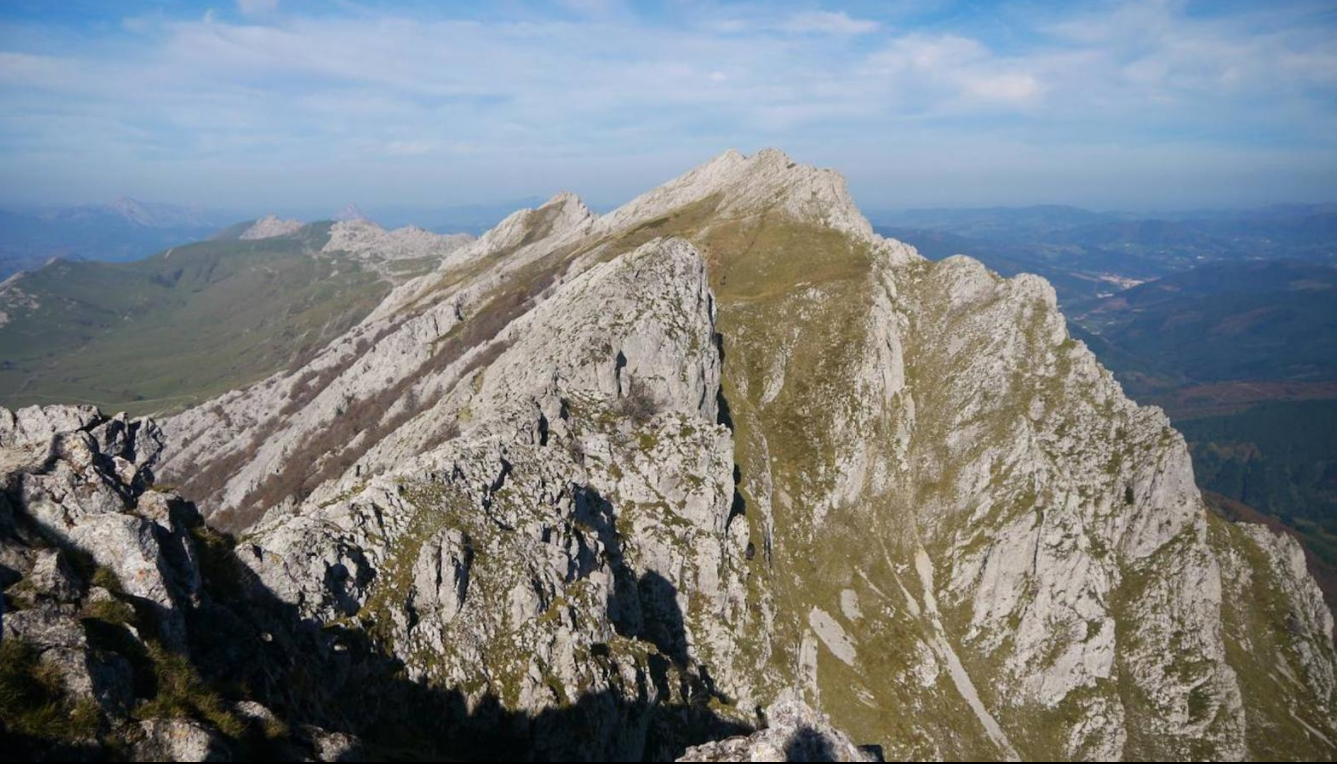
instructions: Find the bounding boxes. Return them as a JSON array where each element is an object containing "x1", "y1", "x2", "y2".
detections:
[
  {"x1": 1, "y1": 151, "x2": 1334, "y2": 760},
  {"x1": 0, "y1": 198, "x2": 229, "y2": 278},
  {"x1": 0, "y1": 197, "x2": 565, "y2": 280}
]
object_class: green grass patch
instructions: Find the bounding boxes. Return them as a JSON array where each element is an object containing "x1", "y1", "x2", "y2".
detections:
[
  {"x1": 0, "y1": 225, "x2": 391, "y2": 416},
  {"x1": 134, "y1": 642, "x2": 245, "y2": 737},
  {"x1": 0, "y1": 638, "x2": 101, "y2": 743}
]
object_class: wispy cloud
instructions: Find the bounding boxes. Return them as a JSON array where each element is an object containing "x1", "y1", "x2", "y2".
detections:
[
  {"x1": 0, "y1": 0, "x2": 1333, "y2": 209},
  {"x1": 235, "y1": 0, "x2": 279, "y2": 16},
  {"x1": 780, "y1": 11, "x2": 879, "y2": 35}
]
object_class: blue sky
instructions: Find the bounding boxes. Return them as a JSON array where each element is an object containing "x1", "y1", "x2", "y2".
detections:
[{"x1": 1, "y1": 0, "x2": 1335, "y2": 212}]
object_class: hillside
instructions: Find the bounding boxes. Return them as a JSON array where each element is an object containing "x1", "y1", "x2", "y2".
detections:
[{"x1": 0, "y1": 221, "x2": 471, "y2": 416}]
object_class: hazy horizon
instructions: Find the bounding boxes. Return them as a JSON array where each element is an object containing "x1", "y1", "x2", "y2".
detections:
[
  {"x1": 2, "y1": 1, "x2": 1336, "y2": 211},
  {"x1": 9, "y1": 184, "x2": 1336, "y2": 231}
]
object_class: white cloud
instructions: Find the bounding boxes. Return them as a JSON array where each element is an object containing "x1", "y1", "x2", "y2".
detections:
[
  {"x1": 236, "y1": 0, "x2": 279, "y2": 16},
  {"x1": 961, "y1": 72, "x2": 1041, "y2": 103},
  {"x1": 865, "y1": 34, "x2": 1044, "y2": 109},
  {"x1": 781, "y1": 11, "x2": 879, "y2": 35},
  {"x1": 1, "y1": 0, "x2": 1335, "y2": 208},
  {"x1": 0, "y1": 52, "x2": 84, "y2": 90}
]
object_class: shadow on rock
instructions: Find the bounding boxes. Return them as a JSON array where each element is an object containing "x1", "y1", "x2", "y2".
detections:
[
  {"x1": 180, "y1": 498, "x2": 752, "y2": 761},
  {"x1": 784, "y1": 725, "x2": 838, "y2": 762}
]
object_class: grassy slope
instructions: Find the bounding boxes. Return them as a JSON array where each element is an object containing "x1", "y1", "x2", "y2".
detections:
[
  {"x1": 1210, "y1": 514, "x2": 1337, "y2": 760},
  {"x1": 601, "y1": 207, "x2": 1333, "y2": 758},
  {"x1": 0, "y1": 224, "x2": 406, "y2": 416},
  {"x1": 583, "y1": 204, "x2": 1000, "y2": 757}
]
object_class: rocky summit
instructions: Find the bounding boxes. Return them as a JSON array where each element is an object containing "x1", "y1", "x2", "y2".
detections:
[{"x1": 2, "y1": 149, "x2": 1335, "y2": 761}]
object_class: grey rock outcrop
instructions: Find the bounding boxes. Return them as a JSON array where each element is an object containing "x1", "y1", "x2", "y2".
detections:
[
  {"x1": 239, "y1": 215, "x2": 304, "y2": 240},
  {"x1": 0, "y1": 405, "x2": 367, "y2": 760},
  {"x1": 677, "y1": 692, "x2": 876, "y2": 762},
  {"x1": 2, "y1": 406, "x2": 192, "y2": 645},
  {"x1": 323, "y1": 219, "x2": 473, "y2": 263},
  {"x1": 228, "y1": 236, "x2": 756, "y2": 756},
  {"x1": 133, "y1": 718, "x2": 231, "y2": 761}
]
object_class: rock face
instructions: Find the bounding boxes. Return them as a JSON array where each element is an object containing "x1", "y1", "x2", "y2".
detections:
[
  {"x1": 219, "y1": 236, "x2": 754, "y2": 758},
  {"x1": 0, "y1": 406, "x2": 373, "y2": 760},
  {"x1": 323, "y1": 219, "x2": 474, "y2": 263},
  {"x1": 132, "y1": 718, "x2": 230, "y2": 762},
  {"x1": 1, "y1": 405, "x2": 192, "y2": 646},
  {"x1": 677, "y1": 693, "x2": 876, "y2": 762},
  {"x1": 239, "y1": 215, "x2": 304, "y2": 240},
  {"x1": 321, "y1": 219, "x2": 474, "y2": 282},
  {"x1": 41, "y1": 148, "x2": 1337, "y2": 760}
]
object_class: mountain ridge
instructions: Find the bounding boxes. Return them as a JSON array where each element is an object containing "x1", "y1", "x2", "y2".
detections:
[{"x1": 3, "y1": 149, "x2": 1334, "y2": 760}]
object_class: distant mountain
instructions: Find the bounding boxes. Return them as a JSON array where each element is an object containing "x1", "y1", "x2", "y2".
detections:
[
  {"x1": 0, "y1": 198, "x2": 232, "y2": 278},
  {"x1": 60, "y1": 196, "x2": 222, "y2": 229},
  {"x1": 335, "y1": 203, "x2": 372, "y2": 223},
  {"x1": 867, "y1": 204, "x2": 1114, "y2": 241},
  {"x1": 877, "y1": 224, "x2": 1172, "y2": 303},
  {"x1": 0, "y1": 220, "x2": 468, "y2": 416}
]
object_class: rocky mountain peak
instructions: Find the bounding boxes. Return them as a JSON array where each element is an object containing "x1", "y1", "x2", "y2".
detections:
[
  {"x1": 239, "y1": 214, "x2": 305, "y2": 240},
  {"x1": 95, "y1": 196, "x2": 217, "y2": 228},
  {"x1": 106, "y1": 196, "x2": 153, "y2": 225},
  {"x1": 467, "y1": 190, "x2": 598, "y2": 257},
  {"x1": 321, "y1": 219, "x2": 474, "y2": 277},
  {"x1": 597, "y1": 147, "x2": 873, "y2": 241},
  {"x1": 540, "y1": 189, "x2": 598, "y2": 231},
  {"x1": 334, "y1": 203, "x2": 371, "y2": 223}
]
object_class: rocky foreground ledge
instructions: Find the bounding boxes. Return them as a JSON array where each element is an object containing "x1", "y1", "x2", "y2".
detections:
[
  {"x1": 0, "y1": 403, "x2": 865, "y2": 761},
  {"x1": 0, "y1": 404, "x2": 362, "y2": 759},
  {"x1": 676, "y1": 692, "x2": 878, "y2": 762}
]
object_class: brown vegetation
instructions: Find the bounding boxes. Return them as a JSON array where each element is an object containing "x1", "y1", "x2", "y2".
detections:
[{"x1": 220, "y1": 247, "x2": 573, "y2": 531}]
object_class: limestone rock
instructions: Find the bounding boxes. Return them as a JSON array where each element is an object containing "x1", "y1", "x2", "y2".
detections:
[
  {"x1": 300, "y1": 724, "x2": 365, "y2": 762},
  {"x1": 323, "y1": 219, "x2": 473, "y2": 266},
  {"x1": 410, "y1": 527, "x2": 472, "y2": 623},
  {"x1": 28, "y1": 548, "x2": 82, "y2": 603},
  {"x1": 677, "y1": 693, "x2": 876, "y2": 762},
  {"x1": 133, "y1": 718, "x2": 231, "y2": 762},
  {"x1": 239, "y1": 215, "x2": 304, "y2": 240}
]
